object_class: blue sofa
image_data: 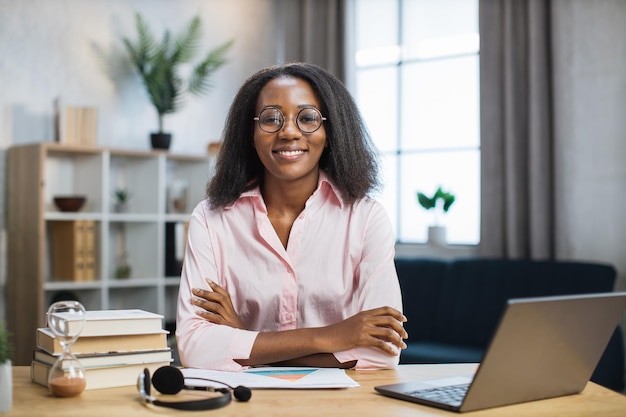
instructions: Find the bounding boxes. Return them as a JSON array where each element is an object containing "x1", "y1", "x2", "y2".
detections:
[{"x1": 395, "y1": 257, "x2": 625, "y2": 392}]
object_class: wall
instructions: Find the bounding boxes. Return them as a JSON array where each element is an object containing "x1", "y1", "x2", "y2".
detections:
[
  {"x1": 0, "y1": 0, "x2": 280, "y2": 323},
  {"x1": 552, "y1": 0, "x2": 626, "y2": 389}
]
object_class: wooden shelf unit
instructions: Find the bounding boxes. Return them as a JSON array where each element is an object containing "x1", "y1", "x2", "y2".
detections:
[{"x1": 6, "y1": 143, "x2": 212, "y2": 365}]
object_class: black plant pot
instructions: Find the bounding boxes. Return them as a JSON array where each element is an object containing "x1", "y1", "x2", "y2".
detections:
[{"x1": 150, "y1": 133, "x2": 172, "y2": 150}]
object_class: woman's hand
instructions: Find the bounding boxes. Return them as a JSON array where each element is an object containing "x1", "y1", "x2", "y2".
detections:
[
  {"x1": 318, "y1": 307, "x2": 408, "y2": 356},
  {"x1": 243, "y1": 307, "x2": 407, "y2": 367},
  {"x1": 191, "y1": 280, "x2": 246, "y2": 329}
]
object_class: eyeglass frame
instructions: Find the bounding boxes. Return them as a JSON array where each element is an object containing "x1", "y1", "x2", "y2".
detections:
[{"x1": 253, "y1": 106, "x2": 327, "y2": 134}]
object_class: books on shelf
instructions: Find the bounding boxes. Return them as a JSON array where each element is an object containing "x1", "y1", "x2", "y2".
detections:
[
  {"x1": 49, "y1": 220, "x2": 97, "y2": 282},
  {"x1": 36, "y1": 327, "x2": 169, "y2": 355},
  {"x1": 47, "y1": 309, "x2": 164, "y2": 337},
  {"x1": 31, "y1": 359, "x2": 170, "y2": 390},
  {"x1": 54, "y1": 100, "x2": 98, "y2": 147},
  {"x1": 33, "y1": 348, "x2": 172, "y2": 368}
]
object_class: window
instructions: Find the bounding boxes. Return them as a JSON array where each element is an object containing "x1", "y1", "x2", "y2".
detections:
[{"x1": 348, "y1": 0, "x2": 480, "y2": 244}]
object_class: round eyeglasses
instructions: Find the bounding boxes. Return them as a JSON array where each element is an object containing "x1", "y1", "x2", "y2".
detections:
[{"x1": 254, "y1": 107, "x2": 327, "y2": 134}]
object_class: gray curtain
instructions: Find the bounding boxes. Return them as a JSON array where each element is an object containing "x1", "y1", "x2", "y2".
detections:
[
  {"x1": 479, "y1": 0, "x2": 555, "y2": 259},
  {"x1": 275, "y1": 0, "x2": 346, "y2": 81}
]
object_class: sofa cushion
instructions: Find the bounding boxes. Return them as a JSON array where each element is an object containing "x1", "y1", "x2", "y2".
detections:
[
  {"x1": 395, "y1": 258, "x2": 447, "y2": 341},
  {"x1": 432, "y1": 259, "x2": 617, "y2": 347},
  {"x1": 401, "y1": 342, "x2": 484, "y2": 364}
]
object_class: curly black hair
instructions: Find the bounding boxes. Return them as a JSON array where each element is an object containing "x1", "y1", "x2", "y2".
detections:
[{"x1": 207, "y1": 62, "x2": 380, "y2": 209}]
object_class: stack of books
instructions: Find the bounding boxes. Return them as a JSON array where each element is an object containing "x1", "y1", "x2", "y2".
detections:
[
  {"x1": 49, "y1": 220, "x2": 97, "y2": 281},
  {"x1": 30, "y1": 309, "x2": 172, "y2": 390}
]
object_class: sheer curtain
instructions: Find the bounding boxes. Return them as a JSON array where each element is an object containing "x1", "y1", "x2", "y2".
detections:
[
  {"x1": 274, "y1": 0, "x2": 346, "y2": 81},
  {"x1": 479, "y1": 0, "x2": 555, "y2": 259}
]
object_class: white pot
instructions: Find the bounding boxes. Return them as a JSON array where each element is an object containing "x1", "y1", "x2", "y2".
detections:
[
  {"x1": 0, "y1": 360, "x2": 12, "y2": 413},
  {"x1": 427, "y1": 226, "x2": 447, "y2": 247}
]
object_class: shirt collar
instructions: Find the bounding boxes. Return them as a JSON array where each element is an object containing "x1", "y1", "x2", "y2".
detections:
[{"x1": 234, "y1": 171, "x2": 345, "y2": 210}]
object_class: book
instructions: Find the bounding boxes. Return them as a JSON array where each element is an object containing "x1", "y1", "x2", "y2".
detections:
[
  {"x1": 47, "y1": 309, "x2": 164, "y2": 337},
  {"x1": 54, "y1": 102, "x2": 98, "y2": 146},
  {"x1": 50, "y1": 220, "x2": 97, "y2": 282},
  {"x1": 33, "y1": 348, "x2": 172, "y2": 368},
  {"x1": 79, "y1": 106, "x2": 98, "y2": 146},
  {"x1": 31, "y1": 359, "x2": 170, "y2": 390},
  {"x1": 36, "y1": 327, "x2": 169, "y2": 355}
]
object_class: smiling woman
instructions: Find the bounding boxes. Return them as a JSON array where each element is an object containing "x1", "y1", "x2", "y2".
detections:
[{"x1": 175, "y1": 62, "x2": 407, "y2": 372}]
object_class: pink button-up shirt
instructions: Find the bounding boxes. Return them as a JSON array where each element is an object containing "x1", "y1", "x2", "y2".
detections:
[{"x1": 176, "y1": 172, "x2": 403, "y2": 371}]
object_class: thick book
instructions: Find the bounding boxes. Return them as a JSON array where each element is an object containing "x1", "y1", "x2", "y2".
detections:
[
  {"x1": 47, "y1": 309, "x2": 164, "y2": 337},
  {"x1": 49, "y1": 220, "x2": 96, "y2": 282},
  {"x1": 30, "y1": 359, "x2": 170, "y2": 390},
  {"x1": 33, "y1": 348, "x2": 172, "y2": 368},
  {"x1": 36, "y1": 327, "x2": 169, "y2": 355}
]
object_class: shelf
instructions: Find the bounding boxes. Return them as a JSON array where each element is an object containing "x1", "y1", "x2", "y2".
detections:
[
  {"x1": 6, "y1": 142, "x2": 212, "y2": 365},
  {"x1": 105, "y1": 277, "x2": 162, "y2": 288}
]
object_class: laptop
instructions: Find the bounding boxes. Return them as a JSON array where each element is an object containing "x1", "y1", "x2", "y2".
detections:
[{"x1": 375, "y1": 292, "x2": 626, "y2": 412}]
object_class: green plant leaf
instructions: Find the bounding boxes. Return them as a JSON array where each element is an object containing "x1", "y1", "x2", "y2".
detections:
[
  {"x1": 171, "y1": 16, "x2": 202, "y2": 64},
  {"x1": 417, "y1": 192, "x2": 436, "y2": 210},
  {"x1": 123, "y1": 13, "x2": 158, "y2": 75},
  {"x1": 188, "y1": 39, "x2": 234, "y2": 95},
  {"x1": 442, "y1": 195, "x2": 455, "y2": 212},
  {"x1": 417, "y1": 187, "x2": 455, "y2": 212},
  {"x1": 0, "y1": 322, "x2": 13, "y2": 363}
]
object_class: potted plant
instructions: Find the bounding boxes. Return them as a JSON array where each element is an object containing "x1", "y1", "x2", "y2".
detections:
[
  {"x1": 417, "y1": 186, "x2": 455, "y2": 246},
  {"x1": 113, "y1": 188, "x2": 132, "y2": 212},
  {"x1": 115, "y1": 258, "x2": 132, "y2": 279},
  {"x1": 0, "y1": 322, "x2": 13, "y2": 413},
  {"x1": 123, "y1": 13, "x2": 233, "y2": 150}
]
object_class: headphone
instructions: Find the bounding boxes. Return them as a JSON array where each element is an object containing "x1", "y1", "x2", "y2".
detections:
[{"x1": 137, "y1": 366, "x2": 252, "y2": 411}]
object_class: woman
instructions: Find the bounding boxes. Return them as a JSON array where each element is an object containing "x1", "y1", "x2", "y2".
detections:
[{"x1": 176, "y1": 62, "x2": 407, "y2": 371}]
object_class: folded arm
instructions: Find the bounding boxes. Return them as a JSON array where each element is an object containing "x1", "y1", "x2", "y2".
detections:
[{"x1": 192, "y1": 280, "x2": 407, "y2": 368}]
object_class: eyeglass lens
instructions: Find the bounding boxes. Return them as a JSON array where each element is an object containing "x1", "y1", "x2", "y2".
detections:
[{"x1": 256, "y1": 108, "x2": 324, "y2": 133}]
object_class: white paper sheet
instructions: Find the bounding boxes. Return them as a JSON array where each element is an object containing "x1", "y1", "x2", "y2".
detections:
[{"x1": 181, "y1": 367, "x2": 360, "y2": 389}]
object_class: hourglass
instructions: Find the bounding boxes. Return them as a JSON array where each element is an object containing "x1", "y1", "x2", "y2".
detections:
[{"x1": 46, "y1": 301, "x2": 87, "y2": 397}]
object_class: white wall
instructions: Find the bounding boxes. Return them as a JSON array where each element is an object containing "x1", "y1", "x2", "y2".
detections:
[
  {"x1": 0, "y1": 0, "x2": 280, "y2": 323},
  {"x1": 552, "y1": 0, "x2": 626, "y2": 388},
  {"x1": 553, "y1": 0, "x2": 626, "y2": 285}
]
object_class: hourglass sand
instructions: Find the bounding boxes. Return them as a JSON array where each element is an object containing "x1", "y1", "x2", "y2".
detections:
[{"x1": 46, "y1": 301, "x2": 87, "y2": 397}]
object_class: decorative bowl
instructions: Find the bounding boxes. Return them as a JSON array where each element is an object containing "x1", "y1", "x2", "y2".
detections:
[{"x1": 53, "y1": 196, "x2": 87, "y2": 212}]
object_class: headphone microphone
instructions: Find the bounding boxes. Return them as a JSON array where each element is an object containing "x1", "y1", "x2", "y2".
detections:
[{"x1": 137, "y1": 366, "x2": 252, "y2": 410}]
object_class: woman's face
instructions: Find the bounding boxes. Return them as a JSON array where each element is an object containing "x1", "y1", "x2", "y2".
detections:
[{"x1": 253, "y1": 76, "x2": 327, "y2": 185}]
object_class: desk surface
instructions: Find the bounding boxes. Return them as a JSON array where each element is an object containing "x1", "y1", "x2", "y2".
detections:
[{"x1": 7, "y1": 364, "x2": 626, "y2": 416}]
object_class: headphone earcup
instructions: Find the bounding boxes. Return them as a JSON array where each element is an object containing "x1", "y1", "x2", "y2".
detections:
[
  {"x1": 233, "y1": 385, "x2": 252, "y2": 402},
  {"x1": 151, "y1": 366, "x2": 185, "y2": 395}
]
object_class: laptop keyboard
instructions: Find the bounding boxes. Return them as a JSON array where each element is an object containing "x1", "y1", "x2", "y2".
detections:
[{"x1": 405, "y1": 383, "x2": 470, "y2": 407}]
